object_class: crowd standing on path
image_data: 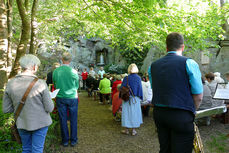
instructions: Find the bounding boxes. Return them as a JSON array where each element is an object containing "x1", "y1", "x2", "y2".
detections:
[{"x1": 2, "y1": 32, "x2": 229, "y2": 153}]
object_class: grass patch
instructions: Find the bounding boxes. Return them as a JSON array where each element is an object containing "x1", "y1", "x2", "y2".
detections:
[{"x1": 206, "y1": 132, "x2": 229, "y2": 153}]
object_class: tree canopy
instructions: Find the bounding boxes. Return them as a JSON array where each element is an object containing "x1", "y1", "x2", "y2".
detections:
[
  {"x1": 33, "y1": 0, "x2": 228, "y2": 49},
  {"x1": 1, "y1": 0, "x2": 229, "y2": 80}
]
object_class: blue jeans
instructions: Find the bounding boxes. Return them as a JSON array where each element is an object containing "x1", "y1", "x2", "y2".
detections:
[
  {"x1": 56, "y1": 98, "x2": 78, "y2": 145},
  {"x1": 18, "y1": 126, "x2": 48, "y2": 153}
]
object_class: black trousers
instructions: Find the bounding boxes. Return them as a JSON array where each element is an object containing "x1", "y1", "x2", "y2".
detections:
[
  {"x1": 82, "y1": 80, "x2": 86, "y2": 90},
  {"x1": 153, "y1": 107, "x2": 195, "y2": 153},
  {"x1": 141, "y1": 105, "x2": 150, "y2": 116},
  {"x1": 99, "y1": 93, "x2": 110, "y2": 102}
]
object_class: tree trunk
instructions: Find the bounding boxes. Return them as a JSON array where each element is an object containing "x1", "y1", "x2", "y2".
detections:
[
  {"x1": 6, "y1": 0, "x2": 13, "y2": 68},
  {"x1": 0, "y1": 0, "x2": 8, "y2": 88},
  {"x1": 29, "y1": 0, "x2": 39, "y2": 54},
  {"x1": 220, "y1": 0, "x2": 229, "y2": 37},
  {"x1": 25, "y1": 0, "x2": 29, "y2": 11},
  {"x1": 9, "y1": 0, "x2": 30, "y2": 78}
]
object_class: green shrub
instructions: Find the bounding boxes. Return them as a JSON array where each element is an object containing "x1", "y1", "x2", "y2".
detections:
[
  {"x1": 0, "y1": 99, "x2": 22, "y2": 152},
  {"x1": 0, "y1": 99, "x2": 61, "y2": 152},
  {"x1": 104, "y1": 64, "x2": 127, "y2": 74},
  {"x1": 44, "y1": 111, "x2": 61, "y2": 152}
]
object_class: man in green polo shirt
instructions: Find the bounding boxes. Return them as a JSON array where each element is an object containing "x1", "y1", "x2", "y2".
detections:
[{"x1": 53, "y1": 52, "x2": 79, "y2": 147}]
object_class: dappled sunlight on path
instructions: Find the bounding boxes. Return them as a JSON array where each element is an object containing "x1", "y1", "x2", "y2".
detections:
[
  {"x1": 60, "y1": 91, "x2": 159, "y2": 153},
  {"x1": 48, "y1": 91, "x2": 229, "y2": 153}
]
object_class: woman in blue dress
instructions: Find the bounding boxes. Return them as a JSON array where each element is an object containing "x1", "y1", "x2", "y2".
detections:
[{"x1": 120, "y1": 63, "x2": 143, "y2": 136}]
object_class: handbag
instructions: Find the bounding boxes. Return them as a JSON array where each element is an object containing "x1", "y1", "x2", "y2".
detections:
[
  {"x1": 11, "y1": 78, "x2": 38, "y2": 144},
  {"x1": 119, "y1": 76, "x2": 130, "y2": 101},
  {"x1": 119, "y1": 76, "x2": 137, "y2": 104}
]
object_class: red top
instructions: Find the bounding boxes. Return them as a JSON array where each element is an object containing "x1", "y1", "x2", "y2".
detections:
[
  {"x1": 112, "y1": 91, "x2": 122, "y2": 115},
  {"x1": 111, "y1": 80, "x2": 122, "y2": 99},
  {"x1": 81, "y1": 71, "x2": 88, "y2": 80}
]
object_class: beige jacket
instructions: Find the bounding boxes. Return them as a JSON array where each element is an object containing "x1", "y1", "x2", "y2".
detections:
[{"x1": 3, "y1": 74, "x2": 54, "y2": 131}]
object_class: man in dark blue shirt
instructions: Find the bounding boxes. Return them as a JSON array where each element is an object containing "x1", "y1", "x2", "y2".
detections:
[{"x1": 149, "y1": 32, "x2": 203, "y2": 153}]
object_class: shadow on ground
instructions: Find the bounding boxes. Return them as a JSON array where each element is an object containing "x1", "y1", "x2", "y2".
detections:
[{"x1": 47, "y1": 91, "x2": 229, "y2": 153}]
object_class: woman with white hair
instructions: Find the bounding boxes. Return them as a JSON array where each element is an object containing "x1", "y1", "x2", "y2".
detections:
[
  {"x1": 3, "y1": 54, "x2": 54, "y2": 153},
  {"x1": 120, "y1": 63, "x2": 143, "y2": 136},
  {"x1": 214, "y1": 72, "x2": 224, "y2": 83}
]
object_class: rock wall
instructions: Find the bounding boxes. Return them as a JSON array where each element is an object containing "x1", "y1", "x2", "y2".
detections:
[
  {"x1": 38, "y1": 36, "x2": 229, "y2": 78},
  {"x1": 68, "y1": 37, "x2": 114, "y2": 72},
  {"x1": 208, "y1": 40, "x2": 229, "y2": 79},
  {"x1": 38, "y1": 37, "x2": 118, "y2": 74}
]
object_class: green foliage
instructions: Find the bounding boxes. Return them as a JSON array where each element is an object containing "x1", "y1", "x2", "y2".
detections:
[
  {"x1": 33, "y1": 0, "x2": 226, "y2": 63},
  {"x1": 0, "y1": 99, "x2": 60, "y2": 153},
  {"x1": 11, "y1": 0, "x2": 228, "y2": 64},
  {"x1": 104, "y1": 64, "x2": 127, "y2": 74},
  {"x1": 207, "y1": 132, "x2": 229, "y2": 153},
  {"x1": 119, "y1": 43, "x2": 151, "y2": 67},
  {"x1": 0, "y1": 99, "x2": 22, "y2": 153},
  {"x1": 44, "y1": 109, "x2": 61, "y2": 152}
]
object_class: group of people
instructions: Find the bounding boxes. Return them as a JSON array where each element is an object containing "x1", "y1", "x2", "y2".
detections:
[
  {"x1": 198, "y1": 72, "x2": 229, "y2": 125},
  {"x1": 81, "y1": 66, "x2": 106, "y2": 90},
  {"x1": 2, "y1": 32, "x2": 229, "y2": 153},
  {"x1": 3, "y1": 52, "x2": 79, "y2": 152}
]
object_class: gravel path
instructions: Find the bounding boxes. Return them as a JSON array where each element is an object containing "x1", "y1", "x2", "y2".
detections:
[{"x1": 55, "y1": 91, "x2": 229, "y2": 153}]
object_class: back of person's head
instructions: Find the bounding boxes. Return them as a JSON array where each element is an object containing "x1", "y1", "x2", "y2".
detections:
[
  {"x1": 62, "y1": 52, "x2": 72, "y2": 62},
  {"x1": 214, "y1": 72, "x2": 221, "y2": 77},
  {"x1": 52, "y1": 62, "x2": 60, "y2": 70},
  {"x1": 166, "y1": 32, "x2": 184, "y2": 51},
  {"x1": 95, "y1": 74, "x2": 99, "y2": 80},
  {"x1": 103, "y1": 73, "x2": 107, "y2": 78},
  {"x1": 88, "y1": 74, "x2": 93, "y2": 78},
  {"x1": 205, "y1": 72, "x2": 215, "y2": 81},
  {"x1": 19, "y1": 54, "x2": 41, "y2": 71},
  {"x1": 214, "y1": 72, "x2": 224, "y2": 83},
  {"x1": 201, "y1": 77, "x2": 206, "y2": 84},
  {"x1": 116, "y1": 75, "x2": 122, "y2": 81},
  {"x1": 128, "y1": 63, "x2": 139, "y2": 74}
]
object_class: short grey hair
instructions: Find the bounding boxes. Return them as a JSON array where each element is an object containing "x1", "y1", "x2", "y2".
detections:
[
  {"x1": 62, "y1": 52, "x2": 72, "y2": 61},
  {"x1": 19, "y1": 54, "x2": 41, "y2": 70},
  {"x1": 128, "y1": 63, "x2": 139, "y2": 74}
]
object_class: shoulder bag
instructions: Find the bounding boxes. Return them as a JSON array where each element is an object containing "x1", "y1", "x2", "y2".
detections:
[
  {"x1": 119, "y1": 76, "x2": 137, "y2": 104},
  {"x1": 11, "y1": 78, "x2": 38, "y2": 144},
  {"x1": 119, "y1": 76, "x2": 130, "y2": 101}
]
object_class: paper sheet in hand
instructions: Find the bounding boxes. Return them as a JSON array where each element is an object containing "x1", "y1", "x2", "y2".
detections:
[
  {"x1": 49, "y1": 89, "x2": 60, "y2": 99},
  {"x1": 213, "y1": 89, "x2": 229, "y2": 99}
]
